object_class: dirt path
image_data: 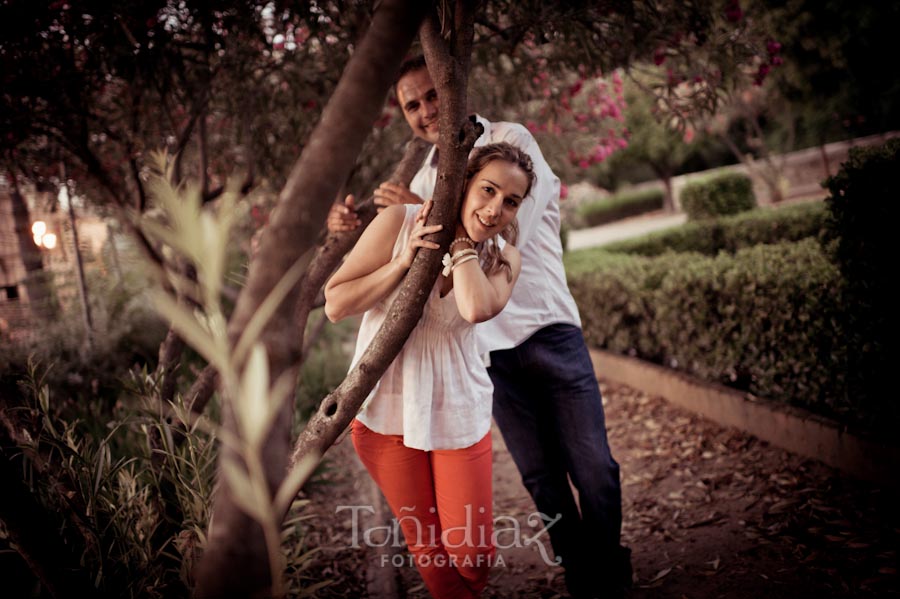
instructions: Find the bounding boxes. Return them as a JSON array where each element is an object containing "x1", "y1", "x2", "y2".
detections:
[{"x1": 296, "y1": 381, "x2": 899, "y2": 598}]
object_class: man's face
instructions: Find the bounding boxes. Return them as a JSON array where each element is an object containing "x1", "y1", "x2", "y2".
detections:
[{"x1": 396, "y1": 67, "x2": 439, "y2": 144}]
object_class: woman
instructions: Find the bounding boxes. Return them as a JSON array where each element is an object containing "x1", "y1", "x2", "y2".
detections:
[{"x1": 325, "y1": 142, "x2": 535, "y2": 598}]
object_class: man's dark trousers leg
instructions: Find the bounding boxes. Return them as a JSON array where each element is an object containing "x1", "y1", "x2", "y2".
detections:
[{"x1": 490, "y1": 324, "x2": 628, "y2": 597}]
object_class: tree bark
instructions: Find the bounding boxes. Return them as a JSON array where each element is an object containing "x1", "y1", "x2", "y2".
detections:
[
  {"x1": 193, "y1": 1, "x2": 430, "y2": 596},
  {"x1": 292, "y1": 136, "x2": 431, "y2": 362},
  {"x1": 287, "y1": 0, "x2": 479, "y2": 489}
]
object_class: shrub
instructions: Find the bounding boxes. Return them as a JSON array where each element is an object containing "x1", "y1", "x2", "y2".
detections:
[
  {"x1": 575, "y1": 188, "x2": 664, "y2": 228},
  {"x1": 0, "y1": 364, "x2": 218, "y2": 597},
  {"x1": 0, "y1": 260, "x2": 167, "y2": 404},
  {"x1": 566, "y1": 239, "x2": 862, "y2": 426},
  {"x1": 603, "y1": 201, "x2": 828, "y2": 256},
  {"x1": 680, "y1": 172, "x2": 756, "y2": 220},
  {"x1": 822, "y1": 138, "x2": 900, "y2": 427}
]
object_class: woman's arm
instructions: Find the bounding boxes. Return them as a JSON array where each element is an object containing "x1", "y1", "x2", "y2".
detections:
[
  {"x1": 451, "y1": 244, "x2": 521, "y2": 324},
  {"x1": 324, "y1": 202, "x2": 442, "y2": 322}
]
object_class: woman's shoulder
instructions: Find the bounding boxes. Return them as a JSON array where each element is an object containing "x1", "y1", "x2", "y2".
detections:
[
  {"x1": 382, "y1": 203, "x2": 422, "y2": 225},
  {"x1": 372, "y1": 203, "x2": 418, "y2": 231}
]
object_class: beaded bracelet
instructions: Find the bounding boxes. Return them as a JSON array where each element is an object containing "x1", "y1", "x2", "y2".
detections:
[{"x1": 449, "y1": 236, "x2": 475, "y2": 253}]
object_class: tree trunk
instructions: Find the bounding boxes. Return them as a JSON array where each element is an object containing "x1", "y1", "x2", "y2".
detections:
[
  {"x1": 287, "y1": 0, "x2": 479, "y2": 492},
  {"x1": 292, "y1": 136, "x2": 431, "y2": 364},
  {"x1": 193, "y1": 1, "x2": 430, "y2": 596},
  {"x1": 820, "y1": 143, "x2": 831, "y2": 179},
  {"x1": 60, "y1": 162, "x2": 94, "y2": 349},
  {"x1": 650, "y1": 163, "x2": 675, "y2": 213},
  {"x1": 719, "y1": 132, "x2": 784, "y2": 204},
  {"x1": 168, "y1": 137, "x2": 429, "y2": 448},
  {"x1": 661, "y1": 175, "x2": 675, "y2": 212}
]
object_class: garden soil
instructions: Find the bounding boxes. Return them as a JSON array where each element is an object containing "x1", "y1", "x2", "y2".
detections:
[{"x1": 296, "y1": 381, "x2": 898, "y2": 598}]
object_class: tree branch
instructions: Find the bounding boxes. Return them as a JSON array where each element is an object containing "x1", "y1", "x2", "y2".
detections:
[
  {"x1": 291, "y1": 136, "x2": 431, "y2": 362},
  {"x1": 286, "y1": 0, "x2": 479, "y2": 492},
  {"x1": 193, "y1": 1, "x2": 430, "y2": 595}
]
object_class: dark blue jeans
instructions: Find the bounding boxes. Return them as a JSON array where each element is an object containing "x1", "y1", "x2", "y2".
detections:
[{"x1": 489, "y1": 323, "x2": 625, "y2": 597}]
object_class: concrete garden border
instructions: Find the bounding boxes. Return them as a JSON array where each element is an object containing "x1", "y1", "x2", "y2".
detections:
[{"x1": 589, "y1": 349, "x2": 900, "y2": 488}]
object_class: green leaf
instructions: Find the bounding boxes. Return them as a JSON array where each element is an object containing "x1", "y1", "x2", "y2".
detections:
[
  {"x1": 237, "y1": 344, "x2": 272, "y2": 449},
  {"x1": 232, "y1": 250, "x2": 314, "y2": 367},
  {"x1": 220, "y1": 456, "x2": 265, "y2": 523},
  {"x1": 274, "y1": 452, "x2": 320, "y2": 519},
  {"x1": 150, "y1": 290, "x2": 229, "y2": 375}
]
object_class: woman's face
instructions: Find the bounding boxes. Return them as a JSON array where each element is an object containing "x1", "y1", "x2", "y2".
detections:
[{"x1": 460, "y1": 159, "x2": 529, "y2": 242}]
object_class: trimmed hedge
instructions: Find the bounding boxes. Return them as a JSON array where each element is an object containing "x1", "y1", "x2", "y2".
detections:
[
  {"x1": 822, "y1": 139, "x2": 899, "y2": 426},
  {"x1": 566, "y1": 239, "x2": 856, "y2": 424},
  {"x1": 575, "y1": 188, "x2": 664, "y2": 228},
  {"x1": 680, "y1": 172, "x2": 756, "y2": 220},
  {"x1": 603, "y1": 201, "x2": 828, "y2": 257}
]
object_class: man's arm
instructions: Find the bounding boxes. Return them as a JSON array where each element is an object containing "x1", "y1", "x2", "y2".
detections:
[
  {"x1": 494, "y1": 124, "x2": 560, "y2": 249},
  {"x1": 373, "y1": 182, "x2": 425, "y2": 209},
  {"x1": 325, "y1": 182, "x2": 426, "y2": 235}
]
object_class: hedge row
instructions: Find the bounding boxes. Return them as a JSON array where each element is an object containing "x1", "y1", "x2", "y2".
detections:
[
  {"x1": 575, "y1": 188, "x2": 664, "y2": 228},
  {"x1": 602, "y1": 201, "x2": 828, "y2": 257},
  {"x1": 680, "y1": 172, "x2": 756, "y2": 220},
  {"x1": 821, "y1": 139, "x2": 899, "y2": 425},
  {"x1": 566, "y1": 239, "x2": 858, "y2": 424}
]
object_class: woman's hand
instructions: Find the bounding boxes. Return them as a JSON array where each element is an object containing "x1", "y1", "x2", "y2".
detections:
[{"x1": 397, "y1": 200, "x2": 443, "y2": 269}]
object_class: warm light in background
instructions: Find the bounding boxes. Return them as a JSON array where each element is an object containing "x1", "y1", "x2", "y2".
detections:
[
  {"x1": 41, "y1": 233, "x2": 57, "y2": 249},
  {"x1": 32, "y1": 220, "x2": 56, "y2": 249}
]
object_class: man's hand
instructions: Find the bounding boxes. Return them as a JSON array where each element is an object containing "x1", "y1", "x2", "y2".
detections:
[
  {"x1": 326, "y1": 194, "x2": 362, "y2": 233},
  {"x1": 374, "y1": 182, "x2": 425, "y2": 211},
  {"x1": 397, "y1": 199, "x2": 442, "y2": 269}
]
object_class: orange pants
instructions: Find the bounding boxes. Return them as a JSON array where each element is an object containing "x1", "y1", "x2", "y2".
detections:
[{"x1": 352, "y1": 420, "x2": 494, "y2": 598}]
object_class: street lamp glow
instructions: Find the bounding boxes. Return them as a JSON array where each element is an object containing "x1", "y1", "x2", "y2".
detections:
[
  {"x1": 32, "y1": 221, "x2": 47, "y2": 237},
  {"x1": 42, "y1": 233, "x2": 57, "y2": 249}
]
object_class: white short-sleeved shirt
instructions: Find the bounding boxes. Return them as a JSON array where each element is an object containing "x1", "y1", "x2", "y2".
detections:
[
  {"x1": 351, "y1": 204, "x2": 493, "y2": 451},
  {"x1": 409, "y1": 116, "x2": 582, "y2": 355}
]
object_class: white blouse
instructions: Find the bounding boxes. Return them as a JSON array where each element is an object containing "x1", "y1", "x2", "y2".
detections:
[
  {"x1": 350, "y1": 204, "x2": 494, "y2": 451},
  {"x1": 409, "y1": 116, "x2": 581, "y2": 357}
]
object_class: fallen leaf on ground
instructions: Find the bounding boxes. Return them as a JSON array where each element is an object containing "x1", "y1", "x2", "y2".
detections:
[{"x1": 646, "y1": 567, "x2": 673, "y2": 583}]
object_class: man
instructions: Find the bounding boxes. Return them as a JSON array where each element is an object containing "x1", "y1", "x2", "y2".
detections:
[{"x1": 328, "y1": 55, "x2": 630, "y2": 598}]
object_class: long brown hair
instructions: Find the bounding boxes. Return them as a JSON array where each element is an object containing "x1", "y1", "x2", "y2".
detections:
[{"x1": 463, "y1": 142, "x2": 536, "y2": 280}]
